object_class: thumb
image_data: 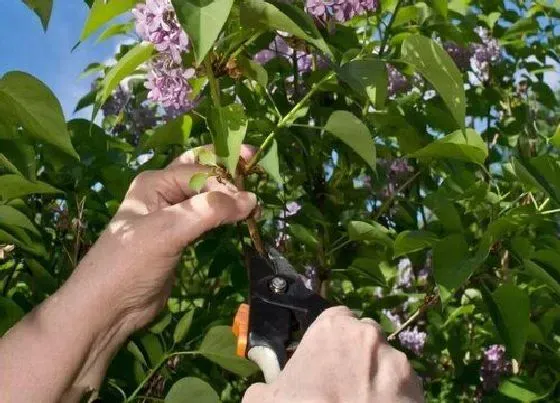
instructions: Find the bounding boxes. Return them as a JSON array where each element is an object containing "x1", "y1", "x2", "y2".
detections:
[
  {"x1": 152, "y1": 190, "x2": 257, "y2": 248},
  {"x1": 242, "y1": 383, "x2": 269, "y2": 403}
]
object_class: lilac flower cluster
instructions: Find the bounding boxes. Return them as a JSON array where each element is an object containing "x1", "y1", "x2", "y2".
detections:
[
  {"x1": 387, "y1": 64, "x2": 411, "y2": 97},
  {"x1": 443, "y1": 41, "x2": 473, "y2": 71},
  {"x1": 383, "y1": 310, "x2": 427, "y2": 356},
  {"x1": 305, "y1": 0, "x2": 378, "y2": 23},
  {"x1": 133, "y1": 0, "x2": 196, "y2": 115},
  {"x1": 146, "y1": 55, "x2": 196, "y2": 112},
  {"x1": 376, "y1": 158, "x2": 414, "y2": 198},
  {"x1": 132, "y1": 0, "x2": 188, "y2": 64},
  {"x1": 397, "y1": 258, "x2": 414, "y2": 288},
  {"x1": 101, "y1": 84, "x2": 158, "y2": 146},
  {"x1": 470, "y1": 27, "x2": 501, "y2": 81},
  {"x1": 480, "y1": 344, "x2": 511, "y2": 391},
  {"x1": 398, "y1": 326, "x2": 427, "y2": 355},
  {"x1": 101, "y1": 85, "x2": 130, "y2": 117}
]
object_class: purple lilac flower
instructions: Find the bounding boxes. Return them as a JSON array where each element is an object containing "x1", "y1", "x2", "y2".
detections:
[
  {"x1": 397, "y1": 258, "x2": 414, "y2": 288},
  {"x1": 305, "y1": 0, "x2": 378, "y2": 23},
  {"x1": 390, "y1": 159, "x2": 412, "y2": 174},
  {"x1": 480, "y1": 344, "x2": 512, "y2": 391},
  {"x1": 101, "y1": 85, "x2": 130, "y2": 117},
  {"x1": 127, "y1": 103, "x2": 157, "y2": 145},
  {"x1": 398, "y1": 326, "x2": 427, "y2": 355},
  {"x1": 469, "y1": 26, "x2": 501, "y2": 81},
  {"x1": 254, "y1": 35, "x2": 323, "y2": 75},
  {"x1": 132, "y1": 0, "x2": 189, "y2": 64},
  {"x1": 145, "y1": 55, "x2": 196, "y2": 111},
  {"x1": 443, "y1": 41, "x2": 473, "y2": 71},
  {"x1": 417, "y1": 251, "x2": 432, "y2": 282},
  {"x1": 285, "y1": 201, "x2": 302, "y2": 217},
  {"x1": 387, "y1": 64, "x2": 410, "y2": 97}
]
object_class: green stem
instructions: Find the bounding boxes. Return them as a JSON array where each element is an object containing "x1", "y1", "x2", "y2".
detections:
[
  {"x1": 126, "y1": 351, "x2": 197, "y2": 402},
  {"x1": 288, "y1": 123, "x2": 323, "y2": 130},
  {"x1": 379, "y1": 0, "x2": 403, "y2": 58},
  {"x1": 204, "y1": 57, "x2": 221, "y2": 108},
  {"x1": 374, "y1": 170, "x2": 421, "y2": 220},
  {"x1": 230, "y1": 31, "x2": 262, "y2": 60},
  {"x1": 246, "y1": 72, "x2": 335, "y2": 171}
]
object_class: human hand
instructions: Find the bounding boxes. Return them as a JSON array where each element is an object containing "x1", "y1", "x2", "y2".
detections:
[
  {"x1": 72, "y1": 145, "x2": 257, "y2": 334},
  {"x1": 243, "y1": 306, "x2": 424, "y2": 403}
]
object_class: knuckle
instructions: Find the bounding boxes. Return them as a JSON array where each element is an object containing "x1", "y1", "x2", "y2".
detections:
[
  {"x1": 392, "y1": 350, "x2": 413, "y2": 376},
  {"x1": 132, "y1": 170, "x2": 156, "y2": 187}
]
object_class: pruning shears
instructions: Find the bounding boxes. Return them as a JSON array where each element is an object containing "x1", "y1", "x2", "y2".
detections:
[{"x1": 232, "y1": 247, "x2": 330, "y2": 382}]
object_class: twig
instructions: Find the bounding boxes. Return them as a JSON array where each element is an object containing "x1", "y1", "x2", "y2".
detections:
[
  {"x1": 378, "y1": 0, "x2": 403, "y2": 57},
  {"x1": 387, "y1": 294, "x2": 439, "y2": 342},
  {"x1": 374, "y1": 170, "x2": 421, "y2": 219},
  {"x1": 245, "y1": 72, "x2": 335, "y2": 171}
]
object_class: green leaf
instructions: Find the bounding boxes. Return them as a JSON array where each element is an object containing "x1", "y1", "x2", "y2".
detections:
[
  {"x1": 401, "y1": 34, "x2": 466, "y2": 129},
  {"x1": 430, "y1": 0, "x2": 448, "y2": 17},
  {"x1": 149, "y1": 312, "x2": 173, "y2": 334},
  {"x1": 499, "y1": 376, "x2": 555, "y2": 401},
  {"x1": 237, "y1": 55, "x2": 269, "y2": 88},
  {"x1": 443, "y1": 304, "x2": 475, "y2": 327},
  {"x1": 126, "y1": 340, "x2": 148, "y2": 367},
  {"x1": 289, "y1": 223, "x2": 319, "y2": 249},
  {"x1": 433, "y1": 234, "x2": 469, "y2": 302},
  {"x1": 0, "y1": 228, "x2": 46, "y2": 257},
  {"x1": 523, "y1": 260, "x2": 560, "y2": 297},
  {"x1": 259, "y1": 140, "x2": 282, "y2": 184},
  {"x1": 240, "y1": 0, "x2": 332, "y2": 57},
  {"x1": 0, "y1": 297, "x2": 24, "y2": 336},
  {"x1": 0, "y1": 174, "x2": 61, "y2": 202},
  {"x1": 21, "y1": 0, "x2": 53, "y2": 30},
  {"x1": 338, "y1": 59, "x2": 388, "y2": 109},
  {"x1": 208, "y1": 103, "x2": 248, "y2": 175},
  {"x1": 142, "y1": 115, "x2": 193, "y2": 150},
  {"x1": 394, "y1": 230, "x2": 438, "y2": 257},
  {"x1": 0, "y1": 205, "x2": 40, "y2": 236},
  {"x1": 139, "y1": 333, "x2": 164, "y2": 367},
  {"x1": 173, "y1": 309, "x2": 195, "y2": 344},
  {"x1": 410, "y1": 128, "x2": 487, "y2": 165},
  {"x1": 98, "y1": 43, "x2": 154, "y2": 107},
  {"x1": 490, "y1": 283, "x2": 530, "y2": 361},
  {"x1": 95, "y1": 21, "x2": 135, "y2": 44},
  {"x1": 324, "y1": 111, "x2": 376, "y2": 171},
  {"x1": 172, "y1": 0, "x2": 234, "y2": 65},
  {"x1": 0, "y1": 138, "x2": 36, "y2": 180},
  {"x1": 189, "y1": 172, "x2": 209, "y2": 193},
  {"x1": 550, "y1": 123, "x2": 560, "y2": 148},
  {"x1": 165, "y1": 377, "x2": 220, "y2": 403},
  {"x1": 198, "y1": 326, "x2": 259, "y2": 377},
  {"x1": 80, "y1": 0, "x2": 140, "y2": 42},
  {"x1": 424, "y1": 193, "x2": 463, "y2": 232},
  {"x1": 0, "y1": 72, "x2": 78, "y2": 159},
  {"x1": 348, "y1": 221, "x2": 393, "y2": 248},
  {"x1": 80, "y1": 62, "x2": 105, "y2": 79},
  {"x1": 350, "y1": 258, "x2": 387, "y2": 287},
  {"x1": 195, "y1": 147, "x2": 218, "y2": 166}
]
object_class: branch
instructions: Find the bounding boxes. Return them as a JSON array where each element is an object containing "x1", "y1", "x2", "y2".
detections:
[
  {"x1": 387, "y1": 294, "x2": 439, "y2": 342},
  {"x1": 379, "y1": 0, "x2": 403, "y2": 58},
  {"x1": 373, "y1": 170, "x2": 421, "y2": 220}
]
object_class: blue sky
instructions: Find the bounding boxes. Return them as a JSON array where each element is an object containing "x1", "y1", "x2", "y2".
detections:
[{"x1": 0, "y1": 1, "x2": 126, "y2": 118}]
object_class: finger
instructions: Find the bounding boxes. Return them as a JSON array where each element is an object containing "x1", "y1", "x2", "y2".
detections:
[
  {"x1": 169, "y1": 144, "x2": 257, "y2": 167},
  {"x1": 360, "y1": 317, "x2": 385, "y2": 334},
  {"x1": 154, "y1": 190, "x2": 257, "y2": 248},
  {"x1": 317, "y1": 306, "x2": 356, "y2": 320},
  {"x1": 120, "y1": 165, "x2": 217, "y2": 215},
  {"x1": 242, "y1": 383, "x2": 269, "y2": 403}
]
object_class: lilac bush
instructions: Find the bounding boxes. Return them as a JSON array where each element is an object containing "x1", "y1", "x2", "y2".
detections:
[{"x1": 305, "y1": 0, "x2": 378, "y2": 23}]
